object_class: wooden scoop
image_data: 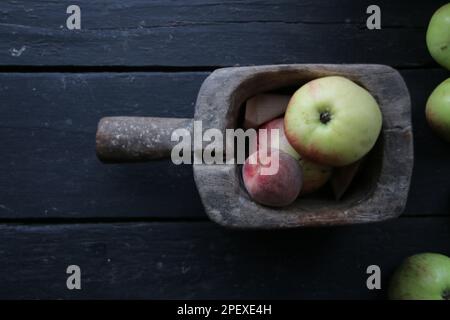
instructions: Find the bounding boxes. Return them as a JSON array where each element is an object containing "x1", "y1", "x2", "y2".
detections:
[{"x1": 96, "y1": 64, "x2": 413, "y2": 229}]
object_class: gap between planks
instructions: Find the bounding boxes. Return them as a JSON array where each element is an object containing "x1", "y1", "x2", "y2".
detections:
[
  {"x1": 0, "y1": 215, "x2": 445, "y2": 227},
  {"x1": 0, "y1": 65, "x2": 443, "y2": 74}
]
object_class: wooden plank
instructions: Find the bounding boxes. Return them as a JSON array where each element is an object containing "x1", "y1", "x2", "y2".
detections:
[
  {"x1": 1, "y1": 0, "x2": 439, "y2": 27},
  {"x1": 0, "y1": 0, "x2": 447, "y2": 67},
  {"x1": 0, "y1": 69, "x2": 449, "y2": 219},
  {"x1": 0, "y1": 218, "x2": 449, "y2": 299},
  {"x1": 0, "y1": 72, "x2": 207, "y2": 219}
]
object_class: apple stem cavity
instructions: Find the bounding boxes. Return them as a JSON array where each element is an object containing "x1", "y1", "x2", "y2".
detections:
[{"x1": 319, "y1": 111, "x2": 332, "y2": 124}]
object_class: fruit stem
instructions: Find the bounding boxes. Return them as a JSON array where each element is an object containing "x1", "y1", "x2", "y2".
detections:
[{"x1": 319, "y1": 111, "x2": 332, "y2": 124}]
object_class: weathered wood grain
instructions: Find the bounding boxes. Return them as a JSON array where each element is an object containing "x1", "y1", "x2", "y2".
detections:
[
  {"x1": 0, "y1": 218, "x2": 448, "y2": 299},
  {"x1": 0, "y1": 0, "x2": 447, "y2": 67},
  {"x1": 0, "y1": 70, "x2": 448, "y2": 220},
  {"x1": 96, "y1": 116, "x2": 194, "y2": 162},
  {"x1": 1, "y1": 0, "x2": 439, "y2": 27},
  {"x1": 0, "y1": 72, "x2": 207, "y2": 219}
]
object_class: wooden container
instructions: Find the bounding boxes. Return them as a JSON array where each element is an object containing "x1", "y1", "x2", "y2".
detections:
[{"x1": 96, "y1": 64, "x2": 413, "y2": 228}]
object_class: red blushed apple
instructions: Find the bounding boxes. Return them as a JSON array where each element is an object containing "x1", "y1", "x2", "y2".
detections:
[
  {"x1": 299, "y1": 158, "x2": 332, "y2": 195},
  {"x1": 242, "y1": 149, "x2": 303, "y2": 207},
  {"x1": 256, "y1": 117, "x2": 300, "y2": 159},
  {"x1": 255, "y1": 117, "x2": 332, "y2": 195}
]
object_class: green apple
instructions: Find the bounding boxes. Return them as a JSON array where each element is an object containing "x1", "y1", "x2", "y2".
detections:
[
  {"x1": 389, "y1": 253, "x2": 450, "y2": 300},
  {"x1": 426, "y1": 78, "x2": 450, "y2": 142},
  {"x1": 284, "y1": 76, "x2": 382, "y2": 167},
  {"x1": 426, "y1": 4, "x2": 450, "y2": 70}
]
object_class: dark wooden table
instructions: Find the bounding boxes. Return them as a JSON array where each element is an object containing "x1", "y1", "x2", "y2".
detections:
[{"x1": 0, "y1": 0, "x2": 449, "y2": 299}]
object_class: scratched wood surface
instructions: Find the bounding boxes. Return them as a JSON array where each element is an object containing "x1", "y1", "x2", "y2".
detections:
[
  {"x1": 0, "y1": 218, "x2": 449, "y2": 299},
  {"x1": 0, "y1": 0, "x2": 447, "y2": 67},
  {"x1": 0, "y1": 0, "x2": 449, "y2": 299}
]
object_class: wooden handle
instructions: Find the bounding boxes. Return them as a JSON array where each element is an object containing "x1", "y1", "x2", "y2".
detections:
[{"x1": 96, "y1": 116, "x2": 193, "y2": 163}]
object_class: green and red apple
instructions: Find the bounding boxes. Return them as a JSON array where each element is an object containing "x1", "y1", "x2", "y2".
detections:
[
  {"x1": 284, "y1": 76, "x2": 382, "y2": 167},
  {"x1": 426, "y1": 3, "x2": 450, "y2": 70},
  {"x1": 389, "y1": 253, "x2": 450, "y2": 300},
  {"x1": 426, "y1": 78, "x2": 450, "y2": 142}
]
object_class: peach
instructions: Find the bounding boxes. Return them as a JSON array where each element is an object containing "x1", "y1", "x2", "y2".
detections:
[{"x1": 242, "y1": 149, "x2": 303, "y2": 207}]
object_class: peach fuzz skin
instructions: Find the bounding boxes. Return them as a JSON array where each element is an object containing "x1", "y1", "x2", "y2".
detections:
[{"x1": 242, "y1": 149, "x2": 303, "y2": 207}]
